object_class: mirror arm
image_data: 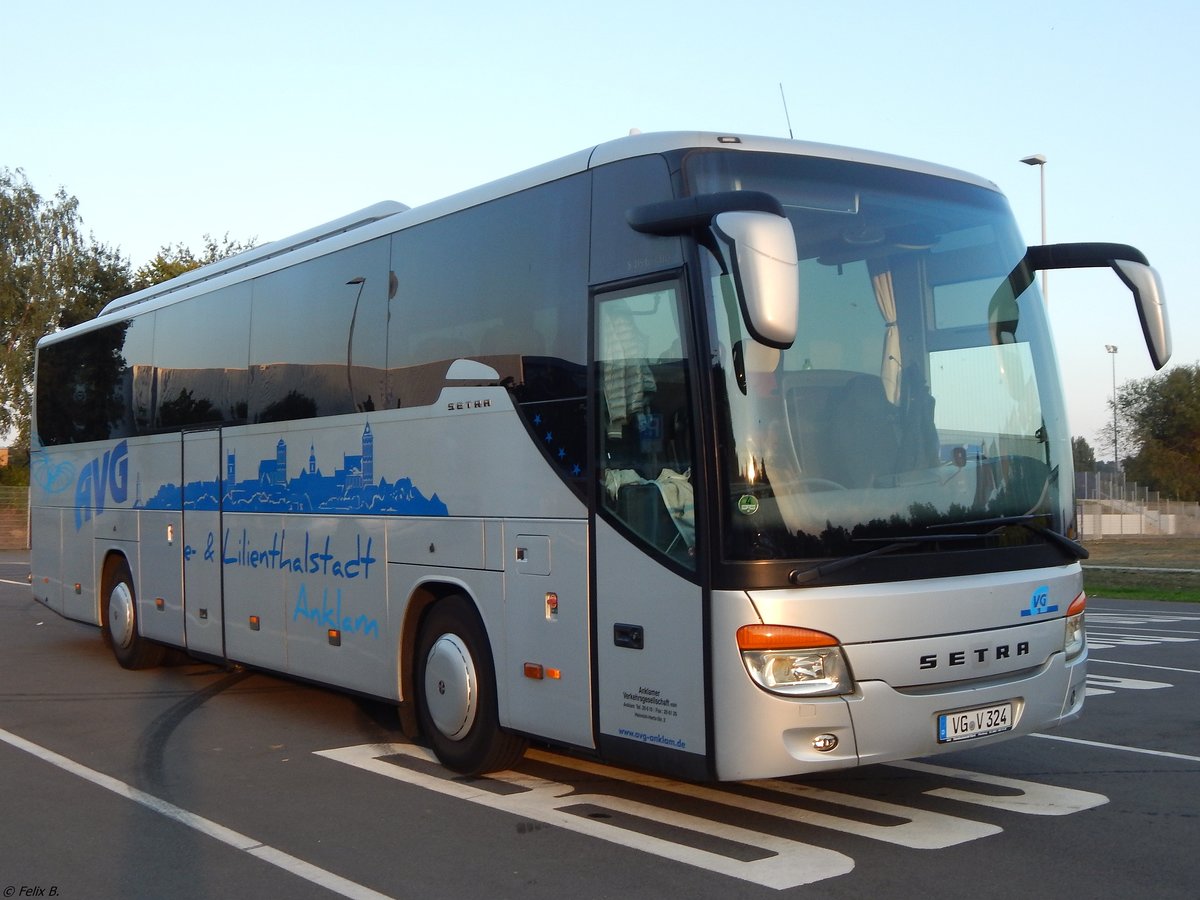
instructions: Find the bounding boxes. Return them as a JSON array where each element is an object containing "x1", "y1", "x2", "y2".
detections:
[
  {"x1": 627, "y1": 191, "x2": 784, "y2": 236},
  {"x1": 1026, "y1": 242, "x2": 1170, "y2": 371},
  {"x1": 1026, "y1": 242, "x2": 1148, "y2": 270},
  {"x1": 628, "y1": 190, "x2": 800, "y2": 351}
]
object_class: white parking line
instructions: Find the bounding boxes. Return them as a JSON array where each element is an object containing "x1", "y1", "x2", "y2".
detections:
[
  {"x1": 1090, "y1": 658, "x2": 1200, "y2": 676},
  {"x1": 0, "y1": 726, "x2": 395, "y2": 900},
  {"x1": 888, "y1": 760, "x2": 1108, "y2": 815},
  {"x1": 317, "y1": 742, "x2": 1112, "y2": 890},
  {"x1": 1096, "y1": 627, "x2": 1200, "y2": 635},
  {"x1": 1088, "y1": 611, "x2": 1200, "y2": 628},
  {"x1": 1087, "y1": 634, "x2": 1197, "y2": 652},
  {"x1": 318, "y1": 742, "x2": 854, "y2": 890},
  {"x1": 523, "y1": 747, "x2": 1001, "y2": 849},
  {"x1": 1030, "y1": 733, "x2": 1200, "y2": 763}
]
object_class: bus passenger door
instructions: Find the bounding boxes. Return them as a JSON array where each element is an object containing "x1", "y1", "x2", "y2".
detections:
[
  {"x1": 592, "y1": 281, "x2": 709, "y2": 777},
  {"x1": 182, "y1": 429, "x2": 224, "y2": 658}
]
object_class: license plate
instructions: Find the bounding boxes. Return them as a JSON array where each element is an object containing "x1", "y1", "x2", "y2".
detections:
[{"x1": 937, "y1": 701, "x2": 1013, "y2": 743}]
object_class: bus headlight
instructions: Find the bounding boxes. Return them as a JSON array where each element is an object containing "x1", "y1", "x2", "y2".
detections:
[
  {"x1": 1064, "y1": 592, "x2": 1086, "y2": 659},
  {"x1": 736, "y1": 625, "x2": 853, "y2": 697}
]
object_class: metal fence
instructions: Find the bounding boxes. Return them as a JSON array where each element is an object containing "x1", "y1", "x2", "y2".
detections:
[
  {"x1": 0, "y1": 486, "x2": 29, "y2": 550},
  {"x1": 1076, "y1": 471, "x2": 1200, "y2": 537}
]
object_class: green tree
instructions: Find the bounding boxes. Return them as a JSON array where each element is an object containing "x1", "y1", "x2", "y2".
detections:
[
  {"x1": 1114, "y1": 363, "x2": 1200, "y2": 500},
  {"x1": 1, "y1": 168, "x2": 131, "y2": 447},
  {"x1": 0, "y1": 448, "x2": 29, "y2": 486},
  {"x1": 132, "y1": 233, "x2": 255, "y2": 290},
  {"x1": 1071, "y1": 436, "x2": 1096, "y2": 473}
]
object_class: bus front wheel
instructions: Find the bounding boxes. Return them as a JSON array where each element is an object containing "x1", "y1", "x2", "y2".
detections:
[
  {"x1": 415, "y1": 595, "x2": 527, "y2": 775},
  {"x1": 102, "y1": 557, "x2": 165, "y2": 670}
]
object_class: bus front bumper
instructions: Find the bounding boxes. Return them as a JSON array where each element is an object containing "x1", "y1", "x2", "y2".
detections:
[{"x1": 712, "y1": 650, "x2": 1086, "y2": 781}]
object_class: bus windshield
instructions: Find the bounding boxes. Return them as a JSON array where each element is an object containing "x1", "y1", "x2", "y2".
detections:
[{"x1": 687, "y1": 152, "x2": 1072, "y2": 562}]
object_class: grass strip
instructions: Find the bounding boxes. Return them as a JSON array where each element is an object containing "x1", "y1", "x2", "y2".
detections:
[{"x1": 1082, "y1": 568, "x2": 1200, "y2": 603}]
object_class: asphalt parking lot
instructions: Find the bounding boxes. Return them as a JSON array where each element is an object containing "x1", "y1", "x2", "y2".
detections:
[{"x1": 1, "y1": 554, "x2": 1196, "y2": 899}]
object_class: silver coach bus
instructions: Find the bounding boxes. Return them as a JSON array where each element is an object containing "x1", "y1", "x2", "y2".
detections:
[{"x1": 30, "y1": 132, "x2": 1170, "y2": 779}]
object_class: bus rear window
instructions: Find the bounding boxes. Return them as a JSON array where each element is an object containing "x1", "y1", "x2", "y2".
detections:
[{"x1": 36, "y1": 319, "x2": 148, "y2": 445}]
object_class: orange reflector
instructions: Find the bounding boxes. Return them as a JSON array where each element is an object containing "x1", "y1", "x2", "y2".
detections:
[
  {"x1": 1068, "y1": 592, "x2": 1086, "y2": 616},
  {"x1": 249, "y1": 615, "x2": 260, "y2": 631},
  {"x1": 74, "y1": 583, "x2": 82, "y2": 594},
  {"x1": 327, "y1": 629, "x2": 342, "y2": 646},
  {"x1": 523, "y1": 662, "x2": 544, "y2": 680},
  {"x1": 546, "y1": 668, "x2": 561, "y2": 680},
  {"x1": 737, "y1": 624, "x2": 839, "y2": 650},
  {"x1": 155, "y1": 597, "x2": 165, "y2": 610}
]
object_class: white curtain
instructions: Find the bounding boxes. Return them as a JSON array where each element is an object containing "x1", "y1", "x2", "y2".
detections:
[{"x1": 872, "y1": 270, "x2": 901, "y2": 404}]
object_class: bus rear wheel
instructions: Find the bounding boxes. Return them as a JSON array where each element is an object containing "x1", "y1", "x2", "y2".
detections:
[
  {"x1": 102, "y1": 557, "x2": 165, "y2": 670},
  {"x1": 415, "y1": 595, "x2": 527, "y2": 775}
]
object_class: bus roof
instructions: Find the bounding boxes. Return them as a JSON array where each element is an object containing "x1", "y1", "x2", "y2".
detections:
[
  {"x1": 50, "y1": 131, "x2": 998, "y2": 345},
  {"x1": 98, "y1": 200, "x2": 410, "y2": 317}
]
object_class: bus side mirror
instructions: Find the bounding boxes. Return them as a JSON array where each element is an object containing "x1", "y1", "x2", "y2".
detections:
[
  {"x1": 1026, "y1": 242, "x2": 1172, "y2": 370},
  {"x1": 711, "y1": 211, "x2": 799, "y2": 350},
  {"x1": 1112, "y1": 260, "x2": 1171, "y2": 371}
]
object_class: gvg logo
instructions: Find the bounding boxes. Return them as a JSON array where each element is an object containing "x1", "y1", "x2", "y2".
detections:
[
  {"x1": 1019, "y1": 584, "x2": 1058, "y2": 618},
  {"x1": 75, "y1": 440, "x2": 129, "y2": 530}
]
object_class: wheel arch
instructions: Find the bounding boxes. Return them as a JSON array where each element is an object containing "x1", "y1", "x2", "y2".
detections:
[
  {"x1": 398, "y1": 578, "x2": 491, "y2": 738},
  {"x1": 98, "y1": 547, "x2": 134, "y2": 639},
  {"x1": 97, "y1": 545, "x2": 165, "y2": 669}
]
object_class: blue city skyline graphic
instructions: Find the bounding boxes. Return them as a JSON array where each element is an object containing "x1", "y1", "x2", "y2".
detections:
[{"x1": 138, "y1": 423, "x2": 448, "y2": 516}]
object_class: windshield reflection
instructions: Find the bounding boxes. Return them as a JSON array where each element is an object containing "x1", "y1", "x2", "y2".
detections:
[{"x1": 690, "y1": 153, "x2": 1071, "y2": 562}]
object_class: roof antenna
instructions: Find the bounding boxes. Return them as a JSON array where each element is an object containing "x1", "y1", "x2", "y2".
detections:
[{"x1": 779, "y1": 83, "x2": 794, "y2": 139}]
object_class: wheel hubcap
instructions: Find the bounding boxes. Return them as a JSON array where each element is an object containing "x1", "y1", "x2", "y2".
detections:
[
  {"x1": 423, "y1": 634, "x2": 477, "y2": 741},
  {"x1": 108, "y1": 582, "x2": 135, "y2": 648}
]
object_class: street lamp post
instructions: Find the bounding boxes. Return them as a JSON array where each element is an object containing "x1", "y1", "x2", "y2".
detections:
[
  {"x1": 1105, "y1": 344, "x2": 1119, "y2": 472},
  {"x1": 1105, "y1": 343, "x2": 1121, "y2": 534},
  {"x1": 1020, "y1": 154, "x2": 1047, "y2": 305}
]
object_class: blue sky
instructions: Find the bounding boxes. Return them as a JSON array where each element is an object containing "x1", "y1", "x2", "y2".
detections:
[{"x1": 4, "y1": 0, "x2": 1196, "y2": 448}]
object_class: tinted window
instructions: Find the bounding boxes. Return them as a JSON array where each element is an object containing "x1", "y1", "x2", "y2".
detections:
[
  {"x1": 36, "y1": 316, "x2": 153, "y2": 445},
  {"x1": 249, "y1": 237, "x2": 389, "y2": 422},
  {"x1": 387, "y1": 174, "x2": 589, "y2": 406},
  {"x1": 590, "y1": 154, "x2": 681, "y2": 284},
  {"x1": 387, "y1": 175, "x2": 590, "y2": 491},
  {"x1": 154, "y1": 284, "x2": 250, "y2": 428}
]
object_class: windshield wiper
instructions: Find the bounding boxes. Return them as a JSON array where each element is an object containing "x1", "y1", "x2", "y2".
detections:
[
  {"x1": 788, "y1": 515, "x2": 1087, "y2": 585},
  {"x1": 928, "y1": 515, "x2": 1088, "y2": 560},
  {"x1": 788, "y1": 533, "x2": 981, "y2": 585}
]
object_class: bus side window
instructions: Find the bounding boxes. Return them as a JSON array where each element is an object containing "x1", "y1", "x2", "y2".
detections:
[{"x1": 595, "y1": 283, "x2": 695, "y2": 566}]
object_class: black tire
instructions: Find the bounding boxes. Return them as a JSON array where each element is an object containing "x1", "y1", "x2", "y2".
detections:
[
  {"x1": 414, "y1": 595, "x2": 527, "y2": 775},
  {"x1": 101, "y1": 557, "x2": 166, "y2": 670}
]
